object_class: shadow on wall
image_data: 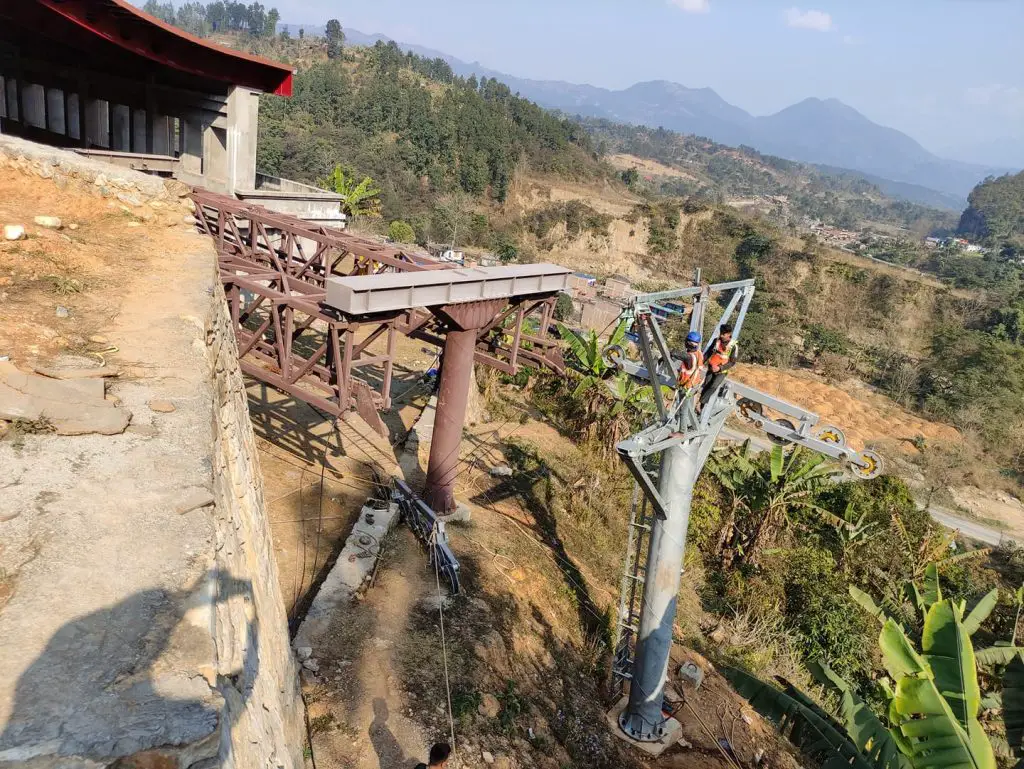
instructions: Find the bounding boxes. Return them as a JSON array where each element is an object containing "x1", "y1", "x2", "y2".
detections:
[{"x1": 0, "y1": 571, "x2": 259, "y2": 766}]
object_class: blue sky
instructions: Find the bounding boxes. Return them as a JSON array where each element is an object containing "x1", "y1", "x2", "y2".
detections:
[{"x1": 143, "y1": 1, "x2": 1024, "y2": 165}]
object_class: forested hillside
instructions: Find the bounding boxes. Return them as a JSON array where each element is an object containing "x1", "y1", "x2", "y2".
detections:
[
  {"x1": 959, "y1": 170, "x2": 1024, "y2": 253},
  {"x1": 256, "y1": 43, "x2": 605, "y2": 218}
]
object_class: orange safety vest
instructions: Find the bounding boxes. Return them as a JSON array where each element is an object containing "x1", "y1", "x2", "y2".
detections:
[
  {"x1": 678, "y1": 349, "x2": 705, "y2": 390},
  {"x1": 707, "y1": 338, "x2": 737, "y2": 371}
]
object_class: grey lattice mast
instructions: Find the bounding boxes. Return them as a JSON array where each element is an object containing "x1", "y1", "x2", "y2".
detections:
[{"x1": 604, "y1": 270, "x2": 881, "y2": 745}]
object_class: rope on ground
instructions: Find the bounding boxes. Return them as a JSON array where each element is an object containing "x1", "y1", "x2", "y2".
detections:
[
  {"x1": 683, "y1": 699, "x2": 743, "y2": 769},
  {"x1": 460, "y1": 533, "x2": 518, "y2": 588},
  {"x1": 430, "y1": 524, "x2": 458, "y2": 758}
]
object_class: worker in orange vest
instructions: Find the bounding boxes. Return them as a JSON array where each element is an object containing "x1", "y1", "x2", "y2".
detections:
[
  {"x1": 700, "y1": 323, "x2": 739, "y2": 407},
  {"x1": 677, "y1": 331, "x2": 705, "y2": 399}
]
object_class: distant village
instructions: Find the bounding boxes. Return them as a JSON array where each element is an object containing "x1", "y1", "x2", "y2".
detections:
[{"x1": 802, "y1": 219, "x2": 990, "y2": 259}]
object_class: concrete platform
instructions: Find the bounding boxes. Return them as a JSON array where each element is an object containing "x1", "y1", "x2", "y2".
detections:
[
  {"x1": 293, "y1": 501, "x2": 401, "y2": 650},
  {"x1": 605, "y1": 695, "x2": 684, "y2": 758}
]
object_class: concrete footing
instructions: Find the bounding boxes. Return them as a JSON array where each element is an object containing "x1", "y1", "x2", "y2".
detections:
[
  {"x1": 293, "y1": 501, "x2": 400, "y2": 649},
  {"x1": 605, "y1": 695, "x2": 684, "y2": 758}
]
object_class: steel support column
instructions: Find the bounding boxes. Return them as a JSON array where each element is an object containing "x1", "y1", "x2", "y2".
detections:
[
  {"x1": 424, "y1": 298, "x2": 507, "y2": 513},
  {"x1": 618, "y1": 438, "x2": 701, "y2": 741},
  {"x1": 424, "y1": 327, "x2": 477, "y2": 513}
]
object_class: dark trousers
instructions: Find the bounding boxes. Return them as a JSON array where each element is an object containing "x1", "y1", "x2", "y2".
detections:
[{"x1": 700, "y1": 371, "x2": 728, "y2": 407}]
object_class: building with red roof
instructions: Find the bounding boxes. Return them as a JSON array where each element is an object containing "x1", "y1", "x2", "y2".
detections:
[{"x1": 0, "y1": 0, "x2": 331, "y2": 207}]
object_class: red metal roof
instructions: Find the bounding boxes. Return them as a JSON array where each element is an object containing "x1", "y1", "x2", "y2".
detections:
[{"x1": 25, "y1": 0, "x2": 294, "y2": 96}]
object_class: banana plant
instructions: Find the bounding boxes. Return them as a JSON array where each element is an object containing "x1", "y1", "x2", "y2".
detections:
[
  {"x1": 319, "y1": 165, "x2": 382, "y2": 219},
  {"x1": 557, "y1": 319, "x2": 628, "y2": 397},
  {"x1": 706, "y1": 442, "x2": 842, "y2": 567},
  {"x1": 730, "y1": 563, "x2": 998, "y2": 769}
]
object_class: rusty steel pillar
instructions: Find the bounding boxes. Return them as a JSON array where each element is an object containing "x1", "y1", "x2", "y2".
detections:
[{"x1": 424, "y1": 299, "x2": 506, "y2": 513}]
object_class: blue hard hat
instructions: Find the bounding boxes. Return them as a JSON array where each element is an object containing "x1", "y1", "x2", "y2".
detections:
[{"x1": 686, "y1": 331, "x2": 702, "y2": 344}]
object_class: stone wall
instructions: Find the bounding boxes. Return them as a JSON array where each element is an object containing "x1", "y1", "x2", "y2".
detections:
[
  {"x1": 0, "y1": 133, "x2": 189, "y2": 208},
  {"x1": 0, "y1": 141, "x2": 303, "y2": 766},
  {"x1": 206, "y1": 282, "x2": 306, "y2": 769}
]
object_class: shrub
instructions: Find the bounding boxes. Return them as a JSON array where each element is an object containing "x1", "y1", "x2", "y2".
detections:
[
  {"x1": 387, "y1": 220, "x2": 415, "y2": 243},
  {"x1": 554, "y1": 292, "x2": 574, "y2": 321}
]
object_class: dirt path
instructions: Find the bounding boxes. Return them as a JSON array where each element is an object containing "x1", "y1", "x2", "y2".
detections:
[{"x1": 305, "y1": 527, "x2": 445, "y2": 769}]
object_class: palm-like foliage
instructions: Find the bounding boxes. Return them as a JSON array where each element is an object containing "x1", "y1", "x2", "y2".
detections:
[
  {"x1": 320, "y1": 165, "x2": 382, "y2": 218},
  {"x1": 557, "y1": 319, "x2": 626, "y2": 394},
  {"x1": 728, "y1": 565, "x2": 998, "y2": 769},
  {"x1": 556, "y1": 320, "x2": 657, "y2": 453},
  {"x1": 708, "y1": 441, "x2": 839, "y2": 567}
]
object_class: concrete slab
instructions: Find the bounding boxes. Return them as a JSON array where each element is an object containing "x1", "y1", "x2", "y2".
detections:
[
  {"x1": 605, "y1": 695, "x2": 684, "y2": 758},
  {"x1": 294, "y1": 501, "x2": 401, "y2": 649}
]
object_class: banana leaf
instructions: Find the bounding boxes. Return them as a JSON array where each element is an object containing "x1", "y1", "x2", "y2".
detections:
[
  {"x1": 922, "y1": 563, "x2": 942, "y2": 608},
  {"x1": 852, "y1": 585, "x2": 895, "y2": 626},
  {"x1": 920, "y1": 601, "x2": 980, "y2": 729},
  {"x1": 723, "y1": 666, "x2": 873, "y2": 769},
  {"x1": 770, "y1": 445, "x2": 784, "y2": 482},
  {"x1": 809, "y1": 661, "x2": 910, "y2": 769},
  {"x1": 1002, "y1": 650, "x2": 1024, "y2": 760},
  {"x1": 883, "y1": 609, "x2": 996, "y2": 769},
  {"x1": 962, "y1": 589, "x2": 999, "y2": 636},
  {"x1": 975, "y1": 645, "x2": 1024, "y2": 666}
]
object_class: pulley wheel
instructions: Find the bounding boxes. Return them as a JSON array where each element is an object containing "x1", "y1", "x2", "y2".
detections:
[
  {"x1": 850, "y1": 450, "x2": 883, "y2": 480},
  {"x1": 768, "y1": 418, "x2": 796, "y2": 446},
  {"x1": 737, "y1": 398, "x2": 763, "y2": 421},
  {"x1": 815, "y1": 425, "x2": 847, "y2": 448},
  {"x1": 601, "y1": 344, "x2": 626, "y2": 370}
]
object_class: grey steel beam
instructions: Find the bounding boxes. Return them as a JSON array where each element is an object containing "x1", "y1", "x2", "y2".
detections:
[
  {"x1": 629, "y1": 279, "x2": 755, "y2": 310},
  {"x1": 325, "y1": 264, "x2": 571, "y2": 315}
]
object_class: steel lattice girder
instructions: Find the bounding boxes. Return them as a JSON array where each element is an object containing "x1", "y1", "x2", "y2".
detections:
[{"x1": 191, "y1": 190, "x2": 566, "y2": 426}]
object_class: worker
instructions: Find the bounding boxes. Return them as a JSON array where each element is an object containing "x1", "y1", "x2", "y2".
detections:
[
  {"x1": 676, "y1": 331, "x2": 704, "y2": 398},
  {"x1": 700, "y1": 323, "x2": 739, "y2": 407},
  {"x1": 415, "y1": 743, "x2": 452, "y2": 769}
]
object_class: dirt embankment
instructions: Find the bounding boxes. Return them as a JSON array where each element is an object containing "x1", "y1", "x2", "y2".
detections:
[{"x1": 732, "y1": 364, "x2": 959, "y2": 453}]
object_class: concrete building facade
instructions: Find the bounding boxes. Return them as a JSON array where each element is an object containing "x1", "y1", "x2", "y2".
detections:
[{"x1": 0, "y1": 0, "x2": 342, "y2": 224}]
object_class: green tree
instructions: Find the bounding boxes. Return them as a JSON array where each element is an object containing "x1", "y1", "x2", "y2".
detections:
[
  {"x1": 325, "y1": 18, "x2": 344, "y2": 59},
  {"x1": 320, "y1": 166, "x2": 381, "y2": 219},
  {"x1": 621, "y1": 167, "x2": 640, "y2": 187},
  {"x1": 387, "y1": 220, "x2": 416, "y2": 244},
  {"x1": 264, "y1": 7, "x2": 279, "y2": 37},
  {"x1": 492, "y1": 232, "x2": 518, "y2": 263},
  {"x1": 554, "y1": 293, "x2": 574, "y2": 322}
]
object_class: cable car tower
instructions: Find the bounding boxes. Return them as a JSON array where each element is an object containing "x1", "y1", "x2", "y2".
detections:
[{"x1": 603, "y1": 271, "x2": 881, "y2": 747}]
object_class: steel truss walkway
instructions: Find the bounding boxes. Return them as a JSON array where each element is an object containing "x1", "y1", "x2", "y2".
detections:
[{"x1": 190, "y1": 190, "x2": 566, "y2": 435}]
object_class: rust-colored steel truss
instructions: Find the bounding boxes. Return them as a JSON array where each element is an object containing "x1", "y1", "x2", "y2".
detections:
[{"x1": 191, "y1": 189, "x2": 564, "y2": 427}]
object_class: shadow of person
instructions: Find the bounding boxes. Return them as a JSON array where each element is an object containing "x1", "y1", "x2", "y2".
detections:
[
  {"x1": 0, "y1": 571, "x2": 260, "y2": 766},
  {"x1": 368, "y1": 697, "x2": 412, "y2": 769}
]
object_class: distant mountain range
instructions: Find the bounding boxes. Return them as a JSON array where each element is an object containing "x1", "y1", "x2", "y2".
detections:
[{"x1": 284, "y1": 24, "x2": 1013, "y2": 207}]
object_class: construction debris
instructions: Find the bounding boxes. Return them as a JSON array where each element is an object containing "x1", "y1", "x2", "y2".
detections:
[{"x1": 0, "y1": 360, "x2": 130, "y2": 435}]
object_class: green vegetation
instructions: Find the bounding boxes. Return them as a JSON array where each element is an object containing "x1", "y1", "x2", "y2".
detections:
[
  {"x1": 730, "y1": 564, "x2": 1007, "y2": 769},
  {"x1": 959, "y1": 170, "x2": 1024, "y2": 257},
  {"x1": 387, "y1": 220, "x2": 416, "y2": 244},
  {"x1": 256, "y1": 41, "x2": 604, "y2": 228},
  {"x1": 320, "y1": 166, "x2": 381, "y2": 219},
  {"x1": 141, "y1": 1, "x2": 280, "y2": 37}
]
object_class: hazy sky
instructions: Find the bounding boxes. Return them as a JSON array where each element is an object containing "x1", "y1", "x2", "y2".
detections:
[{"x1": 142, "y1": 1, "x2": 1024, "y2": 165}]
